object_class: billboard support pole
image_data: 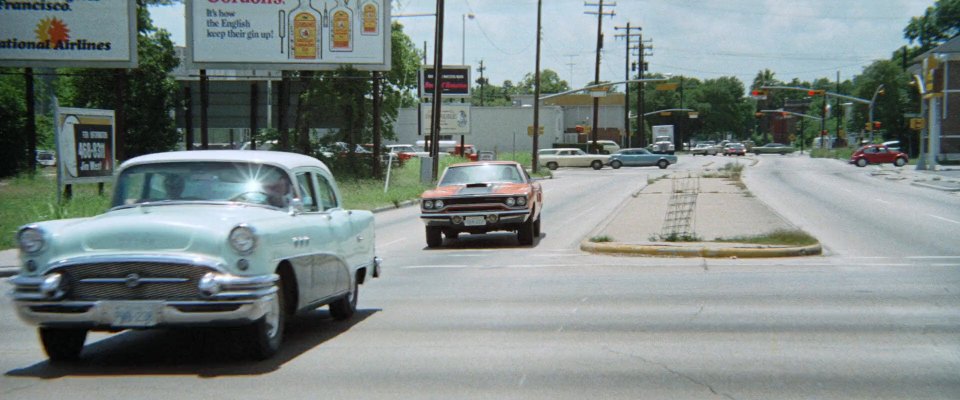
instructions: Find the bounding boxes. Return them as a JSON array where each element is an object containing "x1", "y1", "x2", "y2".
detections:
[
  {"x1": 200, "y1": 69, "x2": 209, "y2": 150},
  {"x1": 25, "y1": 68, "x2": 37, "y2": 171}
]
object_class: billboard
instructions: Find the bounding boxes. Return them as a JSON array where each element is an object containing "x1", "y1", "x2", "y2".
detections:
[
  {"x1": 422, "y1": 104, "x2": 471, "y2": 135},
  {"x1": 0, "y1": 0, "x2": 137, "y2": 68},
  {"x1": 55, "y1": 106, "x2": 116, "y2": 185},
  {"x1": 420, "y1": 65, "x2": 471, "y2": 98},
  {"x1": 187, "y1": 0, "x2": 391, "y2": 71}
]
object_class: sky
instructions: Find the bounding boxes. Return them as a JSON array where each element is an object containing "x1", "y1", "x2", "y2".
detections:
[{"x1": 150, "y1": 0, "x2": 934, "y2": 89}]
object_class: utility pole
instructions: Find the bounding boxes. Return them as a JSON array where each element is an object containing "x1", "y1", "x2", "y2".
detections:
[
  {"x1": 584, "y1": 1, "x2": 615, "y2": 153},
  {"x1": 478, "y1": 59, "x2": 486, "y2": 106},
  {"x1": 835, "y1": 71, "x2": 841, "y2": 144},
  {"x1": 429, "y1": 0, "x2": 446, "y2": 180},
  {"x1": 637, "y1": 35, "x2": 652, "y2": 147},
  {"x1": 531, "y1": 0, "x2": 542, "y2": 173},
  {"x1": 615, "y1": 23, "x2": 641, "y2": 148},
  {"x1": 565, "y1": 54, "x2": 577, "y2": 88}
]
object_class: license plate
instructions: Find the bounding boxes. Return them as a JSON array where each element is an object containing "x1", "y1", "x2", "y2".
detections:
[
  {"x1": 104, "y1": 301, "x2": 161, "y2": 327},
  {"x1": 464, "y1": 216, "x2": 486, "y2": 226}
]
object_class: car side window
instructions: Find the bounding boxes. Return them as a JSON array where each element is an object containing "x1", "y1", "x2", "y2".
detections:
[
  {"x1": 316, "y1": 174, "x2": 339, "y2": 211},
  {"x1": 295, "y1": 172, "x2": 319, "y2": 212}
]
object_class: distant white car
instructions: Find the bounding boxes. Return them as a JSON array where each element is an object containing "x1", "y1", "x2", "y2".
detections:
[
  {"x1": 690, "y1": 143, "x2": 718, "y2": 156},
  {"x1": 36, "y1": 150, "x2": 56, "y2": 166},
  {"x1": 587, "y1": 140, "x2": 621, "y2": 154},
  {"x1": 538, "y1": 148, "x2": 610, "y2": 170}
]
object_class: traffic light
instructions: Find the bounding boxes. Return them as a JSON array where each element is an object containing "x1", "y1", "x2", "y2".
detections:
[
  {"x1": 807, "y1": 89, "x2": 825, "y2": 96},
  {"x1": 865, "y1": 122, "x2": 872, "y2": 131},
  {"x1": 873, "y1": 121, "x2": 881, "y2": 131},
  {"x1": 750, "y1": 89, "x2": 767, "y2": 97}
]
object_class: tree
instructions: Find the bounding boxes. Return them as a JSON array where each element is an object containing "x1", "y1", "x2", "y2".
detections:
[
  {"x1": 904, "y1": 0, "x2": 960, "y2": 52},
  {"x1": 693, "y1": 77, "x2": 747, "y2": 139},
  {"x1": 63, "y1": 2, "x2": 180, "y2": 161},
  {"x1": 851, "y1": 60, "x2": 913, "y2": 153},
  {"x1": 519, "y1": 69, "x2": 570, "y2": 94},
  {"x1": 296, "y1": 22, "x2": 422, "y2": 177},
  {"x1": 0, "y1": 70, "x2": 26, "y2": 178}
]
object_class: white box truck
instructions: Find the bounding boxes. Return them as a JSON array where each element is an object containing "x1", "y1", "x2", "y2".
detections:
[{"x1": 651, "y1": 125, "x2": 675, "y2": 155}]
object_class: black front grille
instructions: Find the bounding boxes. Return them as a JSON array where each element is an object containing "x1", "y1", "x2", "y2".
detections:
[
  {"x1": 58, "y1": 262, "x2": 214, "y2": 301},
  {"x1": 442, "y1": 197, "x2": 508, "y2": 206}
]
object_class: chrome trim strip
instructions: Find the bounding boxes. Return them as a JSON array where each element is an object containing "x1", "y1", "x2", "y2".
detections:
[
  {"x1": 46, "y1": 254, "x2": 229, "y2": 272},
  {"x1": 79, "y1": 277, "x2": 190, "y2": 284}
]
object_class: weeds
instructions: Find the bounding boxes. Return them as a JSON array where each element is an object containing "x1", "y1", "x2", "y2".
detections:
[
  {"x1": 714, "y1": 229, "x2": 818, "y2": 246},
  {"x1": 590, "y1": 235, "x2": 614, "y2": 243},
  {"x1": 649, "y1": 233, "x2": 702, "y2": 242}
]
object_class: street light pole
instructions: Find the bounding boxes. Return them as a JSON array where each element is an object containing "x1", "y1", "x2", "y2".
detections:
[
  {"x1": 868, "y1": 83, "x2": 885, "y2": 143},
  {"x1": 461, "y1": 13, "x2": 474, "y2": 65}
]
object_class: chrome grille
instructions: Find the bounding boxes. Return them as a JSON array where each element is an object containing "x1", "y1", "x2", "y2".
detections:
[{"x1": 58, "y1": 261, "x2": 214, "y2": 301}]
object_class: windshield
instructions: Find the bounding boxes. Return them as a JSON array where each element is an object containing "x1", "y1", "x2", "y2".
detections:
[
  {"x1": 439, "y1": 164, "x2": 524, "y2": 186},
  {"x1": 111, "y1": 161, "x2": 295, "y2": 209}
]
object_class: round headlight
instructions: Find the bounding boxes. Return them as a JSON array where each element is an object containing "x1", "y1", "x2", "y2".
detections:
[
  {"x1": 517, "y1": 197, "x2": 527, "y2": 206},
  {"x1": 229, "y1": 225, "x2": 257, "y2": 255},
  {"x1": 423, "y1": 200, "x2": 434, "y2": 209},
  {"x1": 434, "y1": 200, "x2": 444, "y2": 209},
  {"x1": 505, "y1": 197, "x2": 516, "y2": 206},
  {"x1": 17, "y1": 227, "x2": 45, "y2": 254}
]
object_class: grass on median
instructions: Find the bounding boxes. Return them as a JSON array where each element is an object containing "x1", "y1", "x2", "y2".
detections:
[
  {"x1": 0, "y1": 172, "x2": 112, "y2": 249},
  {"x1": 714, "y1": 229, "x2": 818, "y2": 246}
]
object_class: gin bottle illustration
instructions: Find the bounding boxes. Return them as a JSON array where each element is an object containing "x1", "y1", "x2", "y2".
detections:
[
  {"x1": 287, "y1": 0, "x2": 323, "y2": 59},
  {"x1": 360, "y1": 0, "x2": 379, "y2": 36},
  {"x1": 329, "y1": 0, "x2": 353, "y2": 52}
]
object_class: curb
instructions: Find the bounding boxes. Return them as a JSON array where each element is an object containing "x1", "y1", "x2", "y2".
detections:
[
  {"x1": 580, "y1": 241, "x2": 823, "y2": 258},
  {"x1": 371, "y1": 199, "x2": 420, "y2": 214}
]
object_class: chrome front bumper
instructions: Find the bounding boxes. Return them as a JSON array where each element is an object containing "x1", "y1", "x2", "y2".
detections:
[
  {"x1": 9, "y1": 258, "x2": 279, "y2": 329},
  {"x1": 12, "y1": 296, "x2": 276, "y2": 329},
  {"x1": 420, "y1": 210, "x2": 530, "y2": 228}
]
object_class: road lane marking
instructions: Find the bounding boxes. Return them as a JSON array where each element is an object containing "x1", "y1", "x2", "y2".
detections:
[{"x1": 928, "y1": 214, "x2": 960, "y2": 224}]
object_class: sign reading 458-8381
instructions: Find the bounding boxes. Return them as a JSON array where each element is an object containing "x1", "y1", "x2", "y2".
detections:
[{"x1": 0, "y1": 0, "x2": 138, "y2": 68}]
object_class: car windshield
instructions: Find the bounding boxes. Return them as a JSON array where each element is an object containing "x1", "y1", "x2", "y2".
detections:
[
  {"x1": 111, "y1": 161, "x2": 295, "y2": 209},
  {"x1": 439, "y1": 164, "x2": 524, "y2": 186}
]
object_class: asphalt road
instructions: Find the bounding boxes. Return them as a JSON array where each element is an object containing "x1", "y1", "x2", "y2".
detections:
[{"x1": 2, "y1": 156, "x2": 958, "y2": 399}]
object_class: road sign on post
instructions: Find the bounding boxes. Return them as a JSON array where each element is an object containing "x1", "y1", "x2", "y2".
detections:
[
  {"x1": 527, "y1": 126, "x2": 544, "y2": 136},
  {"x1": 910, "y1": 118, "x2": 925, "y2": 130}
]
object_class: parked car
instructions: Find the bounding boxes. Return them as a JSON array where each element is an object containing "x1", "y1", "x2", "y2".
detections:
[
  {"x1": 420, "y1": 161, "x2": 543, "y2": 247},
  {"x1": 538, "y1": 148, "x2": 610, "y2": 170},
  {"x1": 723, "y1": 142, "x2": 747, "y2": 156},
  {"x1": 691, "y1": 143, "x2": 718, "y2": 156},
  {"x1": 587, "y1": 140, "x2": 621, "y2": 154},
  {"x1": 752, "y1": 143, "x2": 796, "y2": 155},
  {"x1": 386, "y1": 144, "x2": 423, "y2": 161},
  {"x1": 849, "y1": 144, "x2": 909, "y2": 167},
  {"x1": 449, "y1": 144, "x2": 480, "y2": 161},
  {"x1": 9, "y1": 150, "x2": 380, "y2": 361},
  {"x1": 608, "y1": 148, "x2": 677, "y2": 169},
  {"x1": 36, "y1": 150, "x2": 56, "y2": 167}
]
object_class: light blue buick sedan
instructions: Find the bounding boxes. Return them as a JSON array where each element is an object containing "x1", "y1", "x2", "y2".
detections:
[
  {"x1": 607, "y1": 148, "x2": 678, "y2": 169},
  {"x1": 11, "y1": 150, "x2": 380, "y2": 361}
]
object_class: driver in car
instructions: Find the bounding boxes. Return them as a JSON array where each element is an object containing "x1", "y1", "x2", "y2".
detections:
[{"x1": 264, "y1": 175, "x2": 293, "y2": 208}]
